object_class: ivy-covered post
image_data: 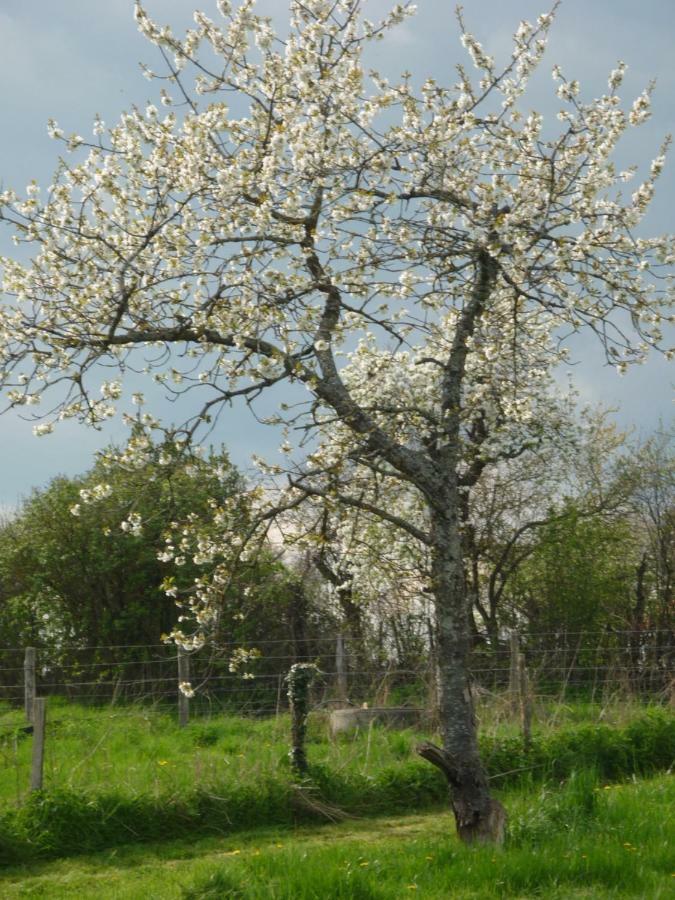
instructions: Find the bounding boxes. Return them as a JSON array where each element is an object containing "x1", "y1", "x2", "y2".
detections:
[{"x1": 286, "y1": 663, "x2": 319, "y2": 776}]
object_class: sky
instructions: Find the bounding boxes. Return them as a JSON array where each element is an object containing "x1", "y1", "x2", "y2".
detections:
[{"x1": 0, "y1": 0, "x2": 672, "y2": 507}]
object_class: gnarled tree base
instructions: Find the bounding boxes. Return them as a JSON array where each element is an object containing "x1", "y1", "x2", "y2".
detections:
[{"x1": 417, "y1": 741, "x2": 506, "y2": 845}]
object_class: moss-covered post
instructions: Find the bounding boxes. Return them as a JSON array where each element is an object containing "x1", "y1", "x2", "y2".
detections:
[
  {"x1": 286, "y1": 663, "x2": 318, "y2": 775},
  {"x1": 30, "y1": 697, "x2": 46, "y2": 791}
]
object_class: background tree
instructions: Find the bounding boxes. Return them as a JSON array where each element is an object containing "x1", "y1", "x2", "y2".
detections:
[
  {"x1": 464, "y1": 409, "x2": 631, "y2": 645},
  {"x1": 0, "y1": 446, "x2": 245, "y2": 650},
  {"x1": 626, "y1": 429, "x2": 674, "y2": 634},
  {"x1": 0, "y1": 0, "x2": 672, "y2": 842},
  {"x1": 620, "y1": 428, "x2": 674, "y2": 682},
  {"x1": 0, "y1": 445, "x2": 341, "y2": 704},
  {"x1": 508, "y1": 502, "x2": 636, "y2": 635}
]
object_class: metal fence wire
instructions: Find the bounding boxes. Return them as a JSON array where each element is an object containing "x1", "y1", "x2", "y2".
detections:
[{"x1": 0, "y1": 628, "x2": 672, "y2": 714}]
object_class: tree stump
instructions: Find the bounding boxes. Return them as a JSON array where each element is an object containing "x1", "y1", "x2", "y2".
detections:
[{"x1": 417, "y1": 741, "x2": 506, "y2": 845}]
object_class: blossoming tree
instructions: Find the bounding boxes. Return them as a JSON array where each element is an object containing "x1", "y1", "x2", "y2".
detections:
[{"x1": 0, "y1": 0, "x2": 672, "y2": 842}]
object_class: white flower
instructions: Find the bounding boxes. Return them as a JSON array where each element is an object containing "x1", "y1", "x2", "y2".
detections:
[
  {"x1": 121, "y1": 512, "x2": 143, "y2": 535},
  {"x1": 100, "y1": 381, "x2": 122, "y2": 400},
  {"x1": 47, "y1": 119, "x2": 63, "y2": 140},
  {"x1": 608, "y1": 62, "x2": 626, "y2": 91},
  {"x1": 92, "y1": 482, "x2": 113, "y2": 499},
  {"x1": 556, "y1": 80, "x2": 580, "y2": 102},
  {"x1": 629, "y1": 90, "x2": 652, "y2": 126}
]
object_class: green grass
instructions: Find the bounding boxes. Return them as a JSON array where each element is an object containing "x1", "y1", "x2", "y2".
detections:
[
  {"x1": 0, "y1": 773, "x2": 672, "y2": 898},
  {"x1": 0, "y1": 695, "x2": 664, "y2": 803},
  {"x1": 0, "y1": 698, "x2": 672, "y2": 865}
]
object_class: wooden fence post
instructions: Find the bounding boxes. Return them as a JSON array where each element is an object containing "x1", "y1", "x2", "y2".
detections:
[
  {"x1": 275, "y1": 673, "x2": 283, "y2": 718},
  {"x1": 509, "y1": 631, "x2": 520, "y2": 712},
  {"x1": 518, "y1": 652, "x2": 533, "y2": 752},
  {"x1": 30, "y1": 698, "x2": 46, "y2": 791},
  {"x1": 178, "y1": 649, "x2": 190, "y2": 727},
  {"x1": 335, "y1": 633, "x2": 348, "y2": 706},
  {"x1": 24, "y1": 647, "x2": 36, "y2": 724}
]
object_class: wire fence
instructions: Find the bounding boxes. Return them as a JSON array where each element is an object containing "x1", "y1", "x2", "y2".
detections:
[
  {"x1": 0, "y1": 628, "x2": 672, "y2": 716},
  {"x1": 0, "y1": 629, "x2": 671, "y2": 799}
]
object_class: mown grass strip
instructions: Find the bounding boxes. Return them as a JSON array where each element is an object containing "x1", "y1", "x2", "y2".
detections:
[{"x1": 0, "y1": 773, "x2": 672, "y2": 898}]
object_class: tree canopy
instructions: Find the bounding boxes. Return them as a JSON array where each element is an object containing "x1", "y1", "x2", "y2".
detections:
[
  {"x1": 0, "y1": 446, "x2": 244, "y2": 650},
  {"x1": 0, "y1": 0, "x2": 672, "y2": 843}
]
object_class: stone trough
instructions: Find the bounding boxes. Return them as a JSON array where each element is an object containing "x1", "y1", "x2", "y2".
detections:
[{"x1": 329, "y1": 706, "x2": 426, "y2": 737}]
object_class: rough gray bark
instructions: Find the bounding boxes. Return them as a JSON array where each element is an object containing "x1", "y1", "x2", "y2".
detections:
[
  {"x1": 419, "y1": 491, "x2": 506, "y2": 844},
  {"x1": 418, "y1": 740, "x2": 506, "y2": 844},
  {"x1": 406, "y1": 250, "x2": 506, "y2": 843}
]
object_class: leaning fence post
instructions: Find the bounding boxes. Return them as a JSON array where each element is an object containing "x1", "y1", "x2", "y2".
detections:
[
  {"x1": 177, "y1": 648, "x2": 190, "y2": 727},
  {"x1": 30, "y1": 697, "x2": 46, "y2": 791},
  {"x1": 24, "y1": 647, "x2": 36, "y2": 724}
]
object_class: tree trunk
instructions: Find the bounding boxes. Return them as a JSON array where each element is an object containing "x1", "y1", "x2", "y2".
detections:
[
  {"x1": 337, "y1": 582, "x2": 369, "y2": 684},
  {"x1": 417, "y1": 501, "x2": 506, "y2": 844},
  {"x1": 288, "y1": 583, "x2": 308, "y2": 664}
]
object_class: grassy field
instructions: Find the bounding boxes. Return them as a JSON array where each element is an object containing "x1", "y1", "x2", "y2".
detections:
[
  {"x1": 0, "y1": 695, "x2": 672, "y2": 897},
  {"x1": 0, "y1": 772, "x2": 672, "y2": 898},
  {"x1": 0, "y1": 695, "x2": 664, "y2": 803}
]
